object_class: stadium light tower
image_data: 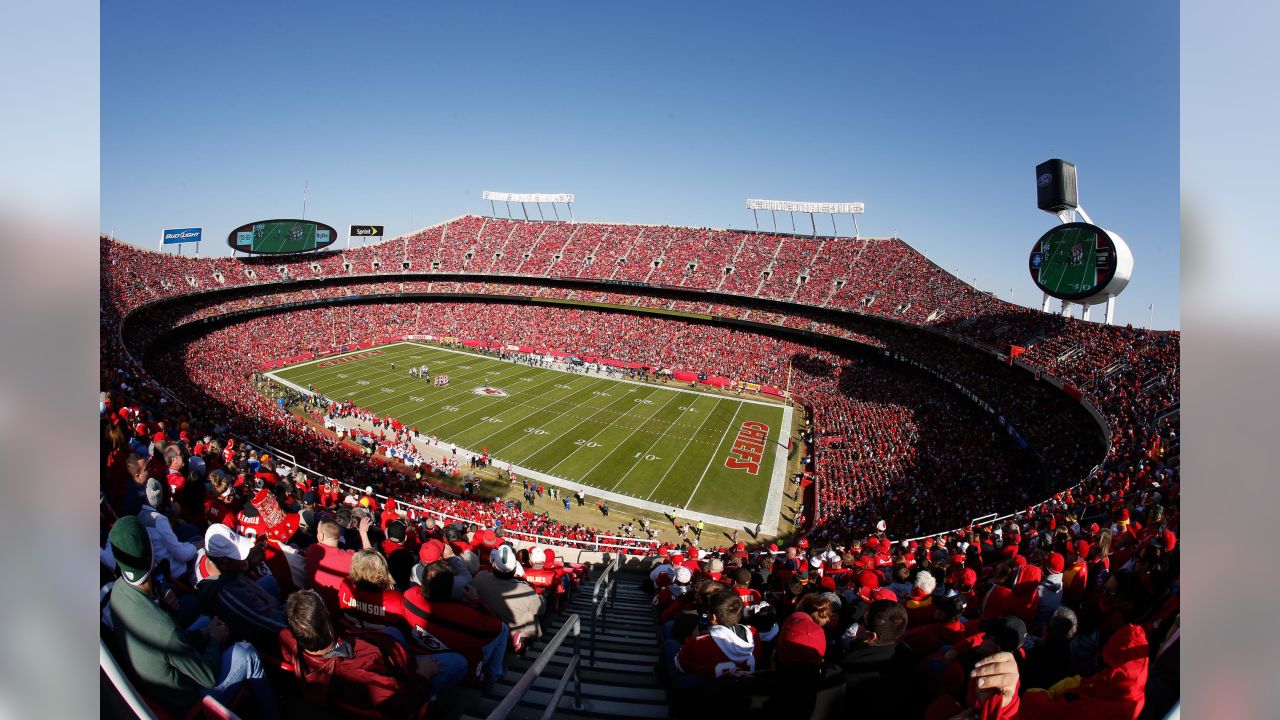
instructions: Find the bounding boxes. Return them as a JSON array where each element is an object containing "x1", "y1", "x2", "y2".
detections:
[
  {"x1": 1031, "y1": 160, "x2": 1133, "y2": 324},
  {"x1": 745, "y1": 199, "x2": 864, "y2": 238},
  {"x1": 482, "y1": 191, "x2": 576, "y2": 222}
]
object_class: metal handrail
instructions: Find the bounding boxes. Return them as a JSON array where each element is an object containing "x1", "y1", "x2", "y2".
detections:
[
  {"x1": 591, "y1": 555, "x2": 621, "y2": 604},
  {"x1": 588, "y1": 556, "x2": 620, "y2": 668},
  {"x1": 485, "y1": 613, "x2": 584, "y2": 720},
  {"x1": 101, "y1": 638, "x2": 158, "y2": 720},
  {"x1": 240, "y1": 440, "x2": 658, "y2": 554}
]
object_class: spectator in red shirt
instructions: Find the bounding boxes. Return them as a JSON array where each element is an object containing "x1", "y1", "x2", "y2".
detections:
[
  {"x1": 163, "y1": 444, "x2": 187, "y2": 496},
  {"x1": 902, "y1": 593, "x2": 969, "y2": 658},
  {"x1": 278, "y1": 589, "x2": 435, "y2": 717},
  {"x1": 668, "y1": 590, "x2": 760, "y2": 685},
  {"x1": 203, "y1": 471, "x2": 240, "y2": 529},
  {"x1": 402, "y1": 560, "x2": 508, "y2": 687},
  {"x1": 305, "y1": 518, "x2": 357, "y2": 615},
  {"x1": 338, "y1": 550, "x2": 413, "y2": 639}
]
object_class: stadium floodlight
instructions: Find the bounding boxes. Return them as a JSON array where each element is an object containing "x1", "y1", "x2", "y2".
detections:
[
  {"x1": 483, "y1": 192, "x2": 575, "y2": 204},
  {"x1": 482, "y1": 191, "x2": 576, "y2": 221},
  {"x1": 745, "y1": 199, "x2": 864, "y2": 237},
  {"x1": 745, "y1": 199, "x2": 864, "y2": 215}
]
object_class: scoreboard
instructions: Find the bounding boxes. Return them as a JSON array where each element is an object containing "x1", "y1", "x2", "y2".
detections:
[
  {"x1": 1028, "y1": 222, "x2": 1132, "y2": 305},
  {"x1": 227, "y1": 219, "x2": 337, "y2": 254}
]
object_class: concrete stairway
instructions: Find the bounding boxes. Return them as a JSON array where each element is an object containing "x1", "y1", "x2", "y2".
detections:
[{"x1": 461, "y1": 568, "x2": 667, "y2": 720}]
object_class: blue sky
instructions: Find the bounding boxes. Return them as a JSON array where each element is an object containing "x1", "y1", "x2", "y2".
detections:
[{"x1": 102, "y1": 2, "x2": 1178, "y2": 328}]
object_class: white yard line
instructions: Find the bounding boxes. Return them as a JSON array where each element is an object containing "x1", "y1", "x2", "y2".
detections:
[
  {"x1": 467, "y1": 377, "x2": 614, "y2": 451},
  {"x1": 563, "y1": 390, "x2": 683, "y2": 491},
  {"x1": 681, "y1": 400, "x2": 745, "y2": 512},
  {"x1": 487, "y1": 454, "x2": 755, "y2": 530},
  {"x1": 609, "y1": 393, "x2": 710, "y2": 492},
  {"x1": 540, "y1": 386, "x2": 666, "y2": 474},
  {"x1": 644, "y1": 396, "x2": 719, "y2": 500},
  {"x1": 285, "y1": 347, "x2": 528, "y2": 412},
  {"x1": 406, "y1": 342, "x2": 786, "y2": 408}
]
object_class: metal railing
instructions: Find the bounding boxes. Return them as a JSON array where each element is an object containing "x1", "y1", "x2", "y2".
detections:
[
  {"x1": 241, "y1": 440, "x2": 658, "y2": 555},
  {"x1": 101, "y1": 639, "x2": 158, "y2": 720},
  {"x1": 588, "y1": 556, "x2": 621, "y2": 668},
  {"x1": 485, "y1": 613, "x2": 584, "y2": 720},
  {"x1": 100, "y1": 639, "x2": 239, "y2": 719}
]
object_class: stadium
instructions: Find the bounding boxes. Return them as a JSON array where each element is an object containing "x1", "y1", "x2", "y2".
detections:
[{"x1": 101, "y1": 206, "x2": 1180, "y2": 718}]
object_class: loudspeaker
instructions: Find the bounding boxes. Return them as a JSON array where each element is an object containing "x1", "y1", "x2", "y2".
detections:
[{"x1": 1036, "y1": 159, "x2": 1078, "y2": 212}]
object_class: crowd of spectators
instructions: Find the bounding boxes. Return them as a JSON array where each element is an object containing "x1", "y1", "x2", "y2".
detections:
[
  {"x1": 645, "y1": 493, "x2": 1178, "y2": 719},
  {"x1": 101, "y1": 395, "x2": 605, "y2": 717},
  {"x1": 99, "y1": 217, "x2": 1148, "y2": 341},
  {"x1": 102, "y1": 216, "x2": 1180, "y2": 717},
  {"x1": 127, "y1": 302, "x2": 1054, "y2": 543}
]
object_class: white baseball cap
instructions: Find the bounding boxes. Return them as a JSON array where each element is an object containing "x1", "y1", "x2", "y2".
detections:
[
  {"x1": 205, "y1": 524, "x2": 253, "y2": 561},
  {"x1": 491, "y1": 545, "x2": 519, "y2": 574}
]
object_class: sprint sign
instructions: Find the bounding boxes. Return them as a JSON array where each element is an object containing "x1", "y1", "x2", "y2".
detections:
[{"x1": 725, "y1": 421, "x2": 769, "y2": 475}]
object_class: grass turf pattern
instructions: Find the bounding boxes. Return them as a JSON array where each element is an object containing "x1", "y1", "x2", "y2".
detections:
[{"x1": 272, "y1": 342, "x2": 789, "y2": 522}]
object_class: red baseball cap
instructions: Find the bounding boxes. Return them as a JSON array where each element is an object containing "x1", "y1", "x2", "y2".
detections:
[
  {"x1": 1045, "y1": 552, "x2": 1065, "y2": 575},
  {"x1": 419, "y1": 539, "x2": 445, "y2": 564},
  {"x1": 776, "y1": 613, "x2": 826, "y2": 666}
]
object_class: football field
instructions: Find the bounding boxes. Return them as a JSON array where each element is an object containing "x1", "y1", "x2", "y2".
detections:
[{"x1": 267, "y1": 342, "x2": 792, "y2": 531}]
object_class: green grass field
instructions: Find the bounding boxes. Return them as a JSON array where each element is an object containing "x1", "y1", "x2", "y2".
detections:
[{"x1": 269, "y1": 342, "x2": 793, "y2": 529}]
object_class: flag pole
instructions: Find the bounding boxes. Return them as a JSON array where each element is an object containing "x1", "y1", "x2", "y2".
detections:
[{"x1": 302, "y1": 181, "x2": 308, "y2": 220}]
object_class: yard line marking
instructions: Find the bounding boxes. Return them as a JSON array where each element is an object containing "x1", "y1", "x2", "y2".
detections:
[
  {"x1": 396, "y1": 364, "x2": 568, "y2": 428},
  {"x1": 644, "y1": 395, "x2": 720, "y2": 500},
  {"x1": 405, "y1": 342, "x2": 786, "y2": 409},
  {"x1": 607, "y1": 393, "x2": 707, "y2": 492},
  {"x1": 681, "y1": 400, "x2": 746, "y2": 511},
  {"x1": 276, "y1": 344, "x2": 475, "y2": 399},
  {"x1": 564, "y1": 390, "x2": 683, "y2": 491},
  {"x1": 470, "y1": 377, "x2": 615, "y2": 453},
  {"x1": 534, "y1": 385, "x2": 666, "y2": 474}
]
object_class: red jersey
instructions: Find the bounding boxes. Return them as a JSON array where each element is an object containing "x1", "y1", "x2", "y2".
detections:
[
  {"x1": 203, "y1": 496, "x2": 238, "y2": 528},
  {"x1": 254, "y1": 470, "x2": 278, "y2": 489},
  {"x1": 903, "y1": 620, "x2": 969, "y2": 658},
  {"x1": 401, "y1": 588, "x2": 503, "y2": 666},
  {"x1": 338, "y1": 579, "x2": 412, "y2": 633},
  {"x1": 523, "y1": 567, "x2": 561, "y2": 597},
  {"x1": 166, "y1": 469, "x2": 186, "y2": 495},
  {"x1": 733, "y1": 587, "x2": 764, "y2": 612}
]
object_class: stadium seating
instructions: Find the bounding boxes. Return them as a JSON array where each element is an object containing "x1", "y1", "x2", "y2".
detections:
[{"x1": 100, "y1": 215, "x2": 1179, "y2": 718}]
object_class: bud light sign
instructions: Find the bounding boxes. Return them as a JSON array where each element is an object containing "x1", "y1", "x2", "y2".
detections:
[{"x1": 163, "y1": 227, "x2": 202, "y2": 245}]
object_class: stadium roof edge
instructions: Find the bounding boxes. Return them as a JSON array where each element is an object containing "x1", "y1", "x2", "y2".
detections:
[{"x1": 102, "y1": 214, "x2": 902, "y2": 252}]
